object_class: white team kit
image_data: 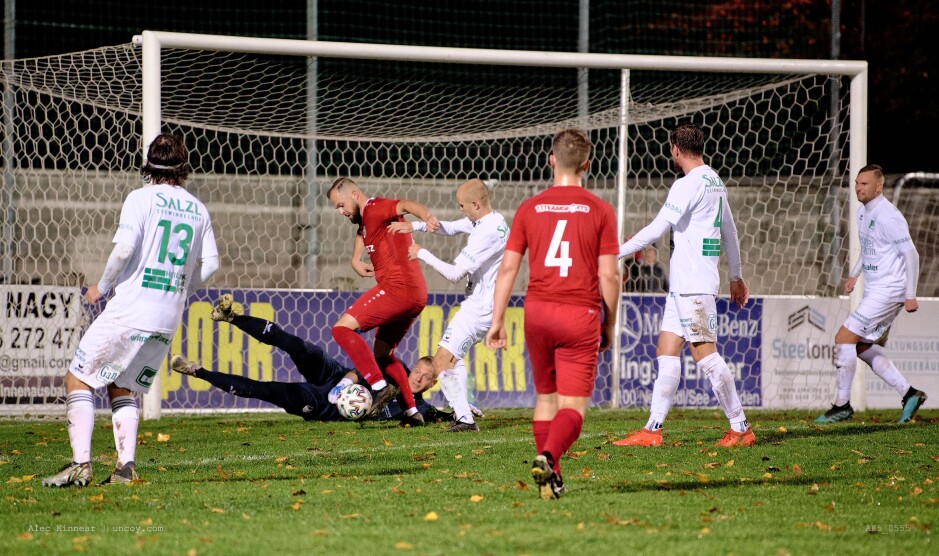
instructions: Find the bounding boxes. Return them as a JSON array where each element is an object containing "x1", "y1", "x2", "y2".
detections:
[
  {"x1": 628, "y1": 164, "x2": 742, "y2": 343},
  {"x1": 70, "y1": 183, "x2": 218, "y2": 392},
  {"x1": 844, "y1": 195, "x2": 916, "y2": 342},
  {"x1": 420, "y1": 211, "x2": 509, "y2": 357}
]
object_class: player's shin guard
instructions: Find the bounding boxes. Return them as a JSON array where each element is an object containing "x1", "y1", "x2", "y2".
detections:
[
  {"x1": 542, "y1": 409, "x2": 584, "y2": 475},
  {"x1": 331, "y1": 326, "x2": 383, "y2": 385},
  {"x1": 834, "y1": 344, "x2": 858, "y2": 406},
  {"x1": 645, "y1": 356, "x2": 681, "y2": 431},
  {"x1": 858, "y1": 344, "x2": 910, "y2": 395},
  {"x1": 439, "y1": 359, "x2": 474, "y2": 423},
  {"x1": 699, "y1": 352, "x2": 748, "y2": 432},
  {"x1": 66, "y1": 390, "x2": 95, "y2": 464},
  {"x1": 110, "y1": 395, "x2": 139, "y2": 467},
  {"x1": 378, "y1": 354, "x2": 416, "y2": 410}
]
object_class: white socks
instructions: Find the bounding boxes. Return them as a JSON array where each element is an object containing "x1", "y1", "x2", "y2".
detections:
[
  {"x1": 698, "y1": 352, "x2": 749, "y2": 433},
  {"x1": 110, "y1": 395, "x2": 139, "y2": 467},
  {"x1": 644, "y1": 356, "x2": 681, "y2": 431},
  {"x1": 858, "y1": 344, "x2": 910, "y2": 395},
  {"x1": 66, "y1": 390, "x2": 95, "y2": 464},
  {"x1": 439, "y1": 358, "x2": 474, "y2": 424},
  {"x1": 834, "y1": 344, "x2": 857, "y2": 406}
]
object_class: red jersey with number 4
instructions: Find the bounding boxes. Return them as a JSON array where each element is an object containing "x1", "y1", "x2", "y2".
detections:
[
  {"x1": 507, "y1": 186, "x2": 619, "y2": 308},
  {"x1": 358, "y1": 197, "x2": 428, "y2": 301}
]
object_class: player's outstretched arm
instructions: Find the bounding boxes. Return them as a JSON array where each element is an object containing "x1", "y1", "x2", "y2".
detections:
[
  {"x1": 619, "y1": 214, "x2": 670, "y2": 259},
  {"x1": 389, "y1": 217, "x2": 473, "y2": 236},
  {"x1": 351, "y1": 234, "x2": 374, "y2": 277},
  {"x1": 902, "y1": 247, "x2": 920, "y2": 312},
  {"x1": 486, "y1": 250, "x2": 522, "y2": 350},
  {"x1": 396, "y1": 199, "x2": 440, "y2": 232}
]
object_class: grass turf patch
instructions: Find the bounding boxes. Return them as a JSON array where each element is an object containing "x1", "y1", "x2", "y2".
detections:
[{"x1": 1, "y1": 408, "x2": 936, "y2": 555}]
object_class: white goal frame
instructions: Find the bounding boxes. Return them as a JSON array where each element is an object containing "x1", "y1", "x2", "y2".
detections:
[{"x1": 133, "y1": 30, "x2": 869, "y2": 419}]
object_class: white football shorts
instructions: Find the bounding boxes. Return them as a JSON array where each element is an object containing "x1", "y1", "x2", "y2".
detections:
[
  {"x1": 843, "y1": 296, "x2": 903, "y2": 343},
  {"x1": 438, "y1": 306, "x2": 491, "y2": 359},
  {"x1": 68, "y1": 318, "x2": 172, "y2": 392},
  {"x1": 660, "y1": 293, "x2": 718, "y2": 343}
]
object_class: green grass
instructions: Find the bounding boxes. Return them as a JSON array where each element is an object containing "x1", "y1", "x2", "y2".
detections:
[{"x1": 1, "y1": 409, "x2": 936, "y2": 555}]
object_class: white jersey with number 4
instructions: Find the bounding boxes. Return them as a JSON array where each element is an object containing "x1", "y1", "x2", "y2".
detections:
[
  {"x1": 661, "y1": 164, "x2": 736, "y2": 295},
  {"x1": 857, "y1": 195, "x2": 916, "y2": 302},
  {"x1": 102, "y1": 183, "x2": 218, "y2": 333}
]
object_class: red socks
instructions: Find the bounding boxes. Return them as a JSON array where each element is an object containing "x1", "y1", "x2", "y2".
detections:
[
  {"x1": 380, "y1": 354, "x2": 416, "y2": 410},
  {"x1": 540, "y1": 409, "x2": 583, "y2": 474},
  {"x1": 331, "y1": 326, "x2": 382, "y2": 385}
]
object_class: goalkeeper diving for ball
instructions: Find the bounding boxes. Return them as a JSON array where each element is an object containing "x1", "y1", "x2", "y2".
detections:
[{"x1": 171, "y1": 294, "x2": 448, "y2": 424}]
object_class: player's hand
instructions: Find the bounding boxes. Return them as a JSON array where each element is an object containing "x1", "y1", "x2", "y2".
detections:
[
  {"x1": 425, "y1": 214, "x2": 441, "y2": 233},
  {"x1": 352, "y1": 260, "x2": 375, "y2": 277},
  {"x1": 387, "y1": 221, "x2": 414, "y2": 234},
  {"x1": 408, "y1": 243, "x2": 422, "y2": 261},
  {"x1": 84, "y1": 285, "x2": 103, "y2": 304},
  {"x1": 905, "y1": 298, "x2": 919, "y2": 313},
  {"x1": 844, "y1": 276, "x2": 857, "y2": 294},
  {"x1": 730, "y1": 279, "x2": 749, "y2": 308},
  {"x1": 599, "y1": 324, "x2": 614, "y2": 352},
  {"x1": 486, "y1": 322, "x2": 506, "y2": 350}
]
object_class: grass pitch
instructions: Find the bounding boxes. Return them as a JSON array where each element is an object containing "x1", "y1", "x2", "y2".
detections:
[{"x1": 1, "y1": 409, "x2": 936, "y2": 555}]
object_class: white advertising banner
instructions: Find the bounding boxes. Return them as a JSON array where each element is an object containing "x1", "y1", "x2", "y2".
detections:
[
  {"x1": 762, "y1": 296, "x2": 938, "y2": 410},
  {"x1": 0, "y1": 286, "x2": 82, "y2": 377}
]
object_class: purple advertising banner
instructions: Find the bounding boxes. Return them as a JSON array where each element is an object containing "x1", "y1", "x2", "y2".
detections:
[{"x1": 616, "y1": 296, "x2": 762, "y2": 408}]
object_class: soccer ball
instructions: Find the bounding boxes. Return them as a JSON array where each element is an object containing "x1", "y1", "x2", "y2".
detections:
[{"x1": 336, "y1": 383, "x2": 372, "y2": 420}]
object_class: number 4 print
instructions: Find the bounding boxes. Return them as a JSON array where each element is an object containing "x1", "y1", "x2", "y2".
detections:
[{"x1": 545, "y1": 219, "x2": 573, "y2": 277}]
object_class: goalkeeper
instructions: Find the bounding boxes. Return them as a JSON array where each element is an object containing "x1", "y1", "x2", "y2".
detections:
[{"x1": 171, "y1": 294, "x2": 447, "y2": 423}]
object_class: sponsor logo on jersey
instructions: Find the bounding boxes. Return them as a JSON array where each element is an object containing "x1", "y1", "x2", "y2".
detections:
[
  {"x1": 156, "y1": 192, "x2": 202, "y2": 216},
  {"x1": 863, "y1": 263, "x2": 879, "y2": 272},
  {"x1": 534, "y1": 203, "x2": 590, "y2": 214},
  {"x1": 97, "y1": 363, "x2": 122, "y2": 384}
]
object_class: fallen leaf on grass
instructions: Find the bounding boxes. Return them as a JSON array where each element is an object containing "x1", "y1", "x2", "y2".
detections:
[
  {"x1": 292, "y1": 489, "x2": 306, "y2": 496},
  {"x1": 340, "y1": 514, "x2": 360, "y2": 519},
  {"x1": 275, "y1": 456, "x2": 288, "y2": 463},
  {"x1": 210, "y1": 508, "x2": 225, "y2": 514},
  {"x1": 291, "y1": 500, "x2": 304, "y2": 510},
  {"x1": 469, "y1": 495, "x2": 484, "y2": 503},
  {"x1": 17, "y1": 531, "x2": 33, "y2": 541},
  {"x1": 157, "y1": 433, "x2": 170, "y2": 442},
  {"x1": 88, "y1": 494, "x2": 104, "y2": 503},
  {"x1": 725, "y1": 460, "x2": 735, "y2": 468},
  {"x1": 516, "y1": 481, "x2": 528, "y2": 491},
  {"x1": 704, "y1": 462, "x2": 720, "y2": 470},
  {"x1": 140, "y1": 517, "x2": 153, "y2": 526},
  {"x1": 792, "y1": 464, "x2": 803, "y2": 475},
  {"x1": 424, "y1": 512, "x2": 438, "y2": 522},
  {"x1": 395, "y1": 542, "x2": 413, "y2": 550},
  {"x1": 391, "y1": 487, "x2": 406, "y2": 494},
  {"x1": 808, "y1": 484, "x2": 820, "y2": 495},
  {"x1": 580, "y1": 466, "x2": 593, "y2": 478},
  {"x1": 777, "y1": 426, "x2": 788, "y2": 433},
  {"x1": 216, "y1": 465, "x2": 229, "y2": 479},
  {"x1": 911, "y1": 487, "x2": 923, "y2": 496},
  {"x1": 383, "y1": 437, "x2": 394, "y2": 447}
]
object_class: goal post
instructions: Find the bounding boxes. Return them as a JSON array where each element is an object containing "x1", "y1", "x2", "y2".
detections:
[{"x1": 3, "y1": 31, "x2": 883, "y2": 419}]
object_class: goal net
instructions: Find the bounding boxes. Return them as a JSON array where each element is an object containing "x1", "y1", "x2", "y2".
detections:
[{"x1": 2, "y1": 33, "x2": 893, "y2": 419}]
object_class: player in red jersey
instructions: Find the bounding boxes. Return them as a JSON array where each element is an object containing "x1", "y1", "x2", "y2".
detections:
[
  {"x1": 326, "y1": 177, "x2": 440, "y2": 426},
  {"x1": 486, "y1": 129, "x2": 620, "y2": 499}
]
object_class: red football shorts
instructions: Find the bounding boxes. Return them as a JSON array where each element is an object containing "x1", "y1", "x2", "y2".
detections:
[
  {"x1": 345, "y1": 285, "x2": 426, "y2": 347},
  {"x1": 523, "y1": 299, "x2": 601, "y2": 397}
]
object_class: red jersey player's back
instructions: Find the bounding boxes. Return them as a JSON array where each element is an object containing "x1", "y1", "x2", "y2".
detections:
[
  {"x1": 508, "y1": 186, "x2": 619, "y2": 308},
  {"x1": 359, "y1": 197, "x2": 428, "y2": 301}
]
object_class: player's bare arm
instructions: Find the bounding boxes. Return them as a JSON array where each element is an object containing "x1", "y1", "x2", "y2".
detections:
[
  {"x1": 396, "y1": 199, "x2": 440, "y2": 232},
  {"x1": 387, "y1": 221, "x2": 416, "y2": 234},
  {"x1": 597, "y1": 254, "x2": 621, "y2": 352},
  {"x1": 351, "y1": 234, "x2": 375, "y2": 277},
  {"x1": 486, "y1": 250, "x2": 522, "y2": 350}
]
